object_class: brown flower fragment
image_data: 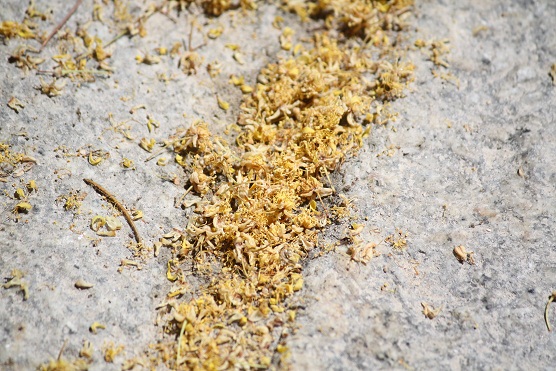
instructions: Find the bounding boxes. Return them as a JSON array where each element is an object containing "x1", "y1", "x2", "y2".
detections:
[
  {"x1": 7, "y1": 97, "x2": 25, "y2": 113},
  {"x1": 453, "y1": 245, "x2": 475, "y2": 265},
  {"x1": 421, "y1": 302, "x2": 442, "y2": 319}
]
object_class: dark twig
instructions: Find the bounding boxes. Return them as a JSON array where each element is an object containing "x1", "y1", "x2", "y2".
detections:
[
  {"x1": 40, "y1": 0, "x2": 84, "y2": 52},
  {"x1": 83, "y1": 178, "x2": 142, "y2": 244}
]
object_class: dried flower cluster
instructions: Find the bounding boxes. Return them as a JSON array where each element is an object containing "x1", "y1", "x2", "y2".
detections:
[
  {"x1": 3, "y1": 1, "x2": 154, "y2": 87},
  {"x1": 0, "y1": 0, "x2": 47, "y2": 41},
  {"x1": 2, "y1": 0, "x2": 418, "y2": 368},
  {"x1": 169, "y1": 0, "x2": 256, "y2": 16},
  {"x1": 148, "y1": 1, "x2": 415, "y2": 369},
  {"x1": 0, "y1": 142, "x2": 26, "y2": 179},
  {"x1": 285, "y1": 0, "x2": 413, "y2": 39}
]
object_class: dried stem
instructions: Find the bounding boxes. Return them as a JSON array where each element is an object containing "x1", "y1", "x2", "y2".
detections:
[
  {"x1": 40, "y1": 0, "x2": 84, "y2": 52},
  {"x1": 83, "y1": 178, "x2": 142, "y2": 244}
]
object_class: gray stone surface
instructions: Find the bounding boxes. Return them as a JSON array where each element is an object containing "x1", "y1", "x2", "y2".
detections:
[
  {"x1": 1, "y1": 0, "x2": 555, "y2": 370},
  {"x1": 0, "y1": 2, "x2": 291, "y2": 369},
  {"x1": 289, "y1": 1, "x2": 556, "y2": 369}
]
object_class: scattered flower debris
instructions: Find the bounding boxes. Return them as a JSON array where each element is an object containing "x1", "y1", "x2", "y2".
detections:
[
  {"x1": 7, "y1": 97, "x2": 25, "y2": 113},
  {"x1": 453, "y1": 245, "x2": 475, "y2": 265},
  {"x1": 3, "y1": 269, "x2": 29, "y2": 300},
  {"x1": 2, "y1": 0, "x2": 416, "y2": 368},
  {"x1": 421, "y1": 302, "x2": 442, "y2": 319},
  {"x1": 146, "y1": 1, "x2": 415, "y2": 367}
]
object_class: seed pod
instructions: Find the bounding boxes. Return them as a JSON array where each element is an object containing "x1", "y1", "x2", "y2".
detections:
[{"x1": 75, "y1": 279, "x2": 94, "y2": 289}]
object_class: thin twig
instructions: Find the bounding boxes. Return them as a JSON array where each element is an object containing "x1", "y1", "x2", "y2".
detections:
[
  {"x1": 61, "y1": 69, "x2": 111, "y2": 76},
  {"x1": 176, "y1": 318, "x2": 187, "y2": 365},
  {"x1": 57, "y1": 339, "x2": 68, "y2": 361},
  {"x1": 37, "y1": 69, "x2": 112, "y2": 77},
  {"x1": 182, "y1": 20, "x2": 207, "y2": 52},
  {"x1": 144, "y1": 145, "x2": 169, "y2": 162},
  {"x1": 40, "y1": 0, "x2": 84, "y2": 52},
  {"x1": 175, "y1": 186, "x2": 193, "y2": 208},
  {"x1": 545, "y1": 291, "x2": 556, "y2": 332},
  {"x1": 104, "y1": 31, "x2": 128, "y2": 48},
  {"x1": 83, "y1": 178, "x2": 142, "y2": 244},
  {"x1": 105, "y1": 4, "x2": 160, "y2": 48},
  {"x1": 145, "y1": 138, "x2": 183, "y2": 162}
]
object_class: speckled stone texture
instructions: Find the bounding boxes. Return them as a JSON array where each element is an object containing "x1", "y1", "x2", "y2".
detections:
[
  {"x1": 289, "y1": 1, "x2": 556, "y2": 369},
  {"x1": 1, "y1": 1, "x2": 555, "y2": 370}
]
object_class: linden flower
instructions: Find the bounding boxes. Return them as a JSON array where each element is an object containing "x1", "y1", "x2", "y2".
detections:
[{"x1": 158, "y1": 1, "x2": 414, "y2": 367}]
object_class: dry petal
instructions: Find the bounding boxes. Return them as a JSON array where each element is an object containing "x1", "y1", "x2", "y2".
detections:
[
  {"x1": 105, "y1": 216, "x2": 122, "y2": 231},
  {"x1": 13, "y1": 201, "x2": 32, "y2": 213},
  {"x1": 7, "y1": 97, "x2": 24, "y2": 113}
]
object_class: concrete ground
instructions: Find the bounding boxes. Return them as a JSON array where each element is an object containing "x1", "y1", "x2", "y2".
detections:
[{"x1": 1, "y1": 0, "x2": 555, "y2": 370}]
